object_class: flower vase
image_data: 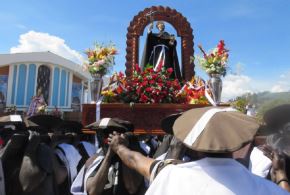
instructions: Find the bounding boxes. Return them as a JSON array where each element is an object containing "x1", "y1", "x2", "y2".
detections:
[
  {"x1": 90, "y1": 74, "x2": 103, "y2": 103},
  {"x1": 209, "y1": 74, "x2": 222, "y2": 105}
]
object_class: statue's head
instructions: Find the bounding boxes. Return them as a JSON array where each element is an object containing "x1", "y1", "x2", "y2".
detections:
[
  {"x1": 156, "y1": 21, "x2": 165, "y2": 32},
  {"x1": 37, "y1": 87, "x2": 43, "y2": 96}
]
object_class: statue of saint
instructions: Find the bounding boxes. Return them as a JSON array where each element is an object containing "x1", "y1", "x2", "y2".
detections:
[
  {"x1": 141, "y1": 21, "x2": 182, "y2": 81},
  {"x1": 27, "y1": 87, "x2": 47, "y2": 117}
]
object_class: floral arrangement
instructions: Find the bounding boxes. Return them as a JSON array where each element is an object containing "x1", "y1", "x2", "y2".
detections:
[
  {"x1": 177, "y1": 77, "x2": 209, "y2": 104},
  {"x1": 102, "y1": 65, "x2": 185, "y2": 103},
  {"x1": 101, "y1": 65, "x2": 210, "y2": 104},
  {"x1": 197, "y1": 40, "x2": 229, "y2": 77},
  {"x1": 84, "y1": 43, "x2": 117, "y2": 76}
]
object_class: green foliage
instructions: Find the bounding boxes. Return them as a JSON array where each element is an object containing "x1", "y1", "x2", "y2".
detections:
[{"x1": 230, "y1": 96, "x2": 248, "y2": 113}]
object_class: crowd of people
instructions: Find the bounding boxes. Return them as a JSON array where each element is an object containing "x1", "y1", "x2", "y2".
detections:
[{"x1": 0, "y1": 104, "x2": 290, "y2": 195}]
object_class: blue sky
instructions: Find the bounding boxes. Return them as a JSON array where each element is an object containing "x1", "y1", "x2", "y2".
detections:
[{"x1": 1, "y1": 0, "x2": 290, "y2": 99}]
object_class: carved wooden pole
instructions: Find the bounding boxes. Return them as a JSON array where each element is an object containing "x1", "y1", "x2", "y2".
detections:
[
  {"x1": 182, "y1": 36, "x2": 195, "y2": 80},
  {"x1": 132, "y1": 34, "x2": 139, "y2": 68}
]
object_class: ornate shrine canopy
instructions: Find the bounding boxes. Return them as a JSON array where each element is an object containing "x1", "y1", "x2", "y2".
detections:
[{"x1": 125, "y1": 6, "x2": 195, "y2": 81}]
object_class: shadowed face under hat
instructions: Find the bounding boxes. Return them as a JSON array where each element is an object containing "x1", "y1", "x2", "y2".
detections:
[{"x1": 85, "y1": 117, "x2": 134, "y2": 136}]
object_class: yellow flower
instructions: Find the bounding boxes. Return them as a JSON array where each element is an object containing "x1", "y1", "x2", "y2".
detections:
[
  {"x1": 97, "y1": 53, "x2": 106, "y2": 60},
  {"x1": 101, "y1": 90, "x2": 115, "y2": 97},
  {"x1": 89, "y1": 56, "x2": 95, "y2": 62}
]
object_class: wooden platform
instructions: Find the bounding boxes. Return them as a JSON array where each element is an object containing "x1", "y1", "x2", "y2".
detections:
[{"x1": 82, "y1": 103, "x2": 211, "y2": 134}]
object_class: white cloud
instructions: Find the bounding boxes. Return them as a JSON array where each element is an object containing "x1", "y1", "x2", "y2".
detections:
[
  {"x1": 221, "y1": 70, "x2": 290, "y2": 100},
  {"x1": 10, "y1": 30, "x2": 84, "y2": 64},
  {"x1": 270, "y1": 71, "x2": 290, "y2": 93},
  {"x1": 271, "y1": 84, "x2": 287, "y2": 93},
  {"x1": 222, "y1": 74, "x2": 253, "y2": 100}
]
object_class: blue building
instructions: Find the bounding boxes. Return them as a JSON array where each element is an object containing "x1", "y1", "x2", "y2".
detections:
[{"x1": 0, "y1": 51, "x2": 91, "y2": 112}]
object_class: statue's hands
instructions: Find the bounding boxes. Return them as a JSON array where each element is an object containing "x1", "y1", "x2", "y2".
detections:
[
  {"x1": 169, "y1": 34, "x2": 175, "y2": 45},
  {"x1": 108, "y1": 131, "x2": 129, "y2": 153}
]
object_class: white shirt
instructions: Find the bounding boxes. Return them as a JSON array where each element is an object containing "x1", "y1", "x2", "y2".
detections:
[
  {"x1": 146, "y1": 157, "x2": 288, "y2": 195},
  {"x1": 249, "y1": 147, "x2": 272, "y2": 178},
  {"x1": 247, "y1": 108, "x2": 256, "y2": 117}
]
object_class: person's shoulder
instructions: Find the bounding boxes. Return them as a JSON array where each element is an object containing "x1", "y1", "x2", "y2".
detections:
[
  {"x1": 251, "y1": 174, "x2": 289, "y2": 194},
  {"x1": 150, "y1": 159, "x2": 183, "y2": 183}
]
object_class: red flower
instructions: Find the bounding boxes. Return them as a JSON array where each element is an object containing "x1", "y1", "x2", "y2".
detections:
[
  {"x1": 158, "y1": 83, "x2": 164, "y2": 88},
  {"x1": 134, "y1": 64, "x2": 141, "y2": 73},
  {"x1": 167, "y1": 67, "x2": 173, "y2": 74},
  {"x1": 118, "y1": 71, "x2": 124, "y2": 78},
  {"x1": 142, "y1": 81, "x2": 148, "y2": 86},
  {"x1": 136, "y1": 86, "x2": 142, "y2": 94},
  {"x1": 145, "y1": 87, "x2": 153, "y2": 92},
  {"x1": 140, "y1": 94, "x2": 149, "y2": 102},
  {"x1": 116, "y1": 86, "x2": 123, "y2": 94}
]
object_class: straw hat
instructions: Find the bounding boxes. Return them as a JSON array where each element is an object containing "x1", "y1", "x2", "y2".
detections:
[{"x1": 172, "y1": 107, "x2": 259, "y2": 153}]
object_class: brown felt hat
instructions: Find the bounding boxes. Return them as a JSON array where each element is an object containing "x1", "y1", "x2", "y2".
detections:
[
  {"x1": 161, "y1": 113, "x2": 182, "y2": 134},
  {"x1": 85, "y1": 118, "x2": 134, "y2": 135},
  {"x1": 173, "y1": 107, "x2": 259, "y2": 153},
  {"x1": 56, "y1": 120, "x2": 83, "y2": 134},
  {"x1": 0, "y1": 115, "x2": 27, "y2": 131},
  {"x1": 263, "y1": 104, "x2": 290, "y2": 130},
  {"x1": 27, "y1": 115, "x2": 63, "y2": 131}
]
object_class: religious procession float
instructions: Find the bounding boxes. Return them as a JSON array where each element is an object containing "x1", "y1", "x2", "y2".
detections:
[{"x1": 82, "y1": 6, "x2": 229, "y2": 135}]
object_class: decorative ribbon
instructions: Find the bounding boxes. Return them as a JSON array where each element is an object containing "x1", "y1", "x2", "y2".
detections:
[
  {"x1": 152, "y1": 44, "x2": 169, "y2": 71},
  {"x1": 205, "y1": 86, "x2": 216, "y2": 106},
  {"x1": 95, "y1": 97, "x2": 103, "y2": 122},
  {"x1": 95, "y1": 97, "x2": 103, "y2": 148},
  {"x1": 183, "y1": 107, "x2": 237, "y2": 146}
]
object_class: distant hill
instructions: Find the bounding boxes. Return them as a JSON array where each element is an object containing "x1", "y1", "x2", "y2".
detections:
[
  {"x1": 248, "y1": 91, "x2": 290, "y2": 106},
  {"x1": 246, "y1": 91, "x2": 290, "y2": 119},
  {"x1": 232, "y1": 91, "x2": 290, "y2": 135},
  {"x1": 230, "y1": 91, "x2": 290, "y2": 117}
]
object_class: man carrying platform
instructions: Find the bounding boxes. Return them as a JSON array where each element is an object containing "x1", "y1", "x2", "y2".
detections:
[{"x1": 108, "y1": 107, "x2": 290, "y2": 194}]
